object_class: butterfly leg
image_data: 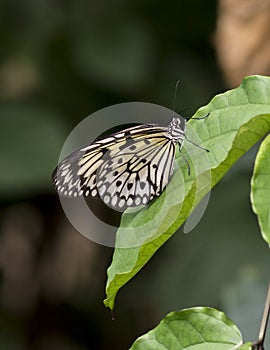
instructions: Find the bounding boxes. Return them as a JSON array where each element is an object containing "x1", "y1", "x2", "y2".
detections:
[
  {"x1": 177, "y1": 142, "x2": 191, "y2": 175},
  {"x1": 181, "y1": 153, "x2": 191, "y2": 175},
  {"x1": 184, "y1": 136, "x2": 209, "y2": 152}
]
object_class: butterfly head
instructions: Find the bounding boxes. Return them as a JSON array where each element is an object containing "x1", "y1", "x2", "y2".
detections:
[{"x1": 168, "y1": 117, "x2": 186, "y2": 141}]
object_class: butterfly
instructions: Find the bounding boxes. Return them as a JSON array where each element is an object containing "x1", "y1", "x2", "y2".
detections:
[{"x1": 52, "y1": 114, "x2": 209, "y2": 210}]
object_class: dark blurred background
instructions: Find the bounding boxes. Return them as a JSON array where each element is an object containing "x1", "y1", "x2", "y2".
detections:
[{"x1": 1, "y1": 0, "x2": 270, "y2": 349}]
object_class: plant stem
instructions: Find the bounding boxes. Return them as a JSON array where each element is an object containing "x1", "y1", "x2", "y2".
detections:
[{"x1": 253, "y1": 281, "x2": 270, "y2": 349}]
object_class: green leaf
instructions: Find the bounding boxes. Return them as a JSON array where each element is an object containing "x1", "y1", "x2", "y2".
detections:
[
  {"x1": 129, "y1": 307, "x2": 251, "y2": 350},
  {"x1": 237, "y1": 344, "x2": 252, "y2": 350},
  {"x1": 251, "y1": 133, "x2": 270, "y2": 245},
  {"x1": 104, "y1": 75, "x2": 270, "y2": 310}
]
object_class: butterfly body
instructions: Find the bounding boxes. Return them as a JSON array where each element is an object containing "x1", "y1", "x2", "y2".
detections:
[{"x1": 52, "y1": 117, "x2": 197, "y2": 210}]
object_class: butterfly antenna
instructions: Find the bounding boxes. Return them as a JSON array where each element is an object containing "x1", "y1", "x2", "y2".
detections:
[
  {"x1": 172, "y1": 80, "x2": 180, "y2": 118},
  {"x1": 186, "y1": 112, "x2": 210, "y2": 121}
]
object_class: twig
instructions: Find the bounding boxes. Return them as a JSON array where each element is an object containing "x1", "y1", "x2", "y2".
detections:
[{"x1": 253, "y1": 281, "x2": 270, "y2": 350}]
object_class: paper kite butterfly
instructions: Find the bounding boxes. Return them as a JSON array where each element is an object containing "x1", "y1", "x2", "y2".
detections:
[{"x1": 52, "y1": 115, "x2": 209, "y2": 210}]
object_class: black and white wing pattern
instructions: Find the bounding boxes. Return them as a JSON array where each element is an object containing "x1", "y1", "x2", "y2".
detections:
[{"x1": 52, "y1": 118, "x2": 186, "y2": 209}]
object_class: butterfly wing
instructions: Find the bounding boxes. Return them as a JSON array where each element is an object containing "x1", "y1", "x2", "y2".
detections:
[
  {"x1": 96, "y1": 134, "x2": 175, "y2": 208},
  {"x1": 52, "y1": 127, "x2": 139, "y2": 198},
  {"x1": 52, "y1": 124, "x2": 176, "y2": 209}
]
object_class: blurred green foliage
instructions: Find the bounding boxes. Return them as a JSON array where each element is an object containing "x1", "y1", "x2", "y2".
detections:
[
  {"x1": 0, "y1": 0, "x2": 219, "y2": 198},
  {"x1": 0, "y1": 0, "x2": 269, "y2": 349}
]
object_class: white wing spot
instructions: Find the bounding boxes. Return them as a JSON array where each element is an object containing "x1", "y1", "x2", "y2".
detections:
[
  {"x1": 127, "y1": 198, "x2": 133, "y2": 206},
  {"x1": 98, "y1": 185, "x2": 106, "y2": 196},
  {"x1": 104, "y1": 195, "x2": 110, "y2": 204},
  {"x1": 118, "y1": 199, "x2": 125, "y2": 208},
  {"x1": 111, "y1": 196, "x2": 118, "y2": 207},
  {"x1": 97, "y1": 180, "x2": 103, "y2": 187},
  {"x1": 142, "y1": 197, "x2": 148, "y2": 204},
  {"x1": 135, "y1": 197, "x2": 141, "y2": 205}
]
